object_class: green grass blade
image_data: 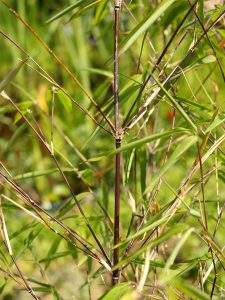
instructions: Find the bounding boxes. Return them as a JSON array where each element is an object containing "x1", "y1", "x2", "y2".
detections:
[
  {"x1": 115, "y1": 217, "x2": 167, "y2": 249},
  {"x1": 205, "y1": 112, "x2": 225, "y2": 133},
  {"x1": 119, "y1": 0, "x2": 177, "y2": 55},
  {"x1": 0, "y1": 58, "x2": 28, "y2": 93},
  {"x1": 13, "y1": 168, "x2": 74, "y2": 180},
  {"x1": 162, "y1": 228, "x2": 194, "y2": 276},
  {"x1": 46, "y1": 1, "x2": 92, "y2": 23},
  {"x1": 145, "y1": 135, "x2": 198, "y2": 194},
  {"x1": 99, "y1": 283, "x2": 132, "y2": 300},
  {"x1": 175, "y1": 281, "x2": 210, "y2": 300},
  {"x1": 89, "y1": 128, "x2": 190, "y2": 161},
  {"x1": 56, "y1": 89, "x2": 72, "y2": 112},
  {"x1": 84, "y1": 68, "x2": 113, "y2": 78},
  {"x1": 113, "y1": 224, "x2": 187, "y2": 270},
  {"x1": 152, "y1": 75, "x2": 198, "y2": 132}
]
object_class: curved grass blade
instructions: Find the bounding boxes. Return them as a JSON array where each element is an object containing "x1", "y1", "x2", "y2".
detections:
[
  {"x1": 161, "y1": 227, "x2": 194, "y2": 278},
  {"x1": 152, "y1": 74, "x2": 197, "y2": 132},
  {"x1": 145, "y1": 135, "x2": 198, "y2": 194},
  {"x1": 46, "y1": 0, "x2": 92, "y2": 24},
  {"x1": 0, "y1": 58, "x2": 28, "y2": 93},
  {"x1": 114, "y1": 216, "x2": 167, "y2": 249},
  {"x1": 119, "y1": 0, "x2": 177, "y2": 55},
  {"x1": 99, "y1": 283, "x2": 132, "y2": 300}
]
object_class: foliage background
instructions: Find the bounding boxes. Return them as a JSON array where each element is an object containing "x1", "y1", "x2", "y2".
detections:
[{"x1": 0, "y1": 0, "x2": 225, "y2": 299}]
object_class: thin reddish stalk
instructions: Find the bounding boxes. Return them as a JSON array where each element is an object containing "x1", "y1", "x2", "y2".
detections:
[
  {"x1": 113, "y1": 140, "x2": 121, "y2": 285},
  {"x1": 11, "y1": 256, "x2": 40, "y2": 300},
  {"x1": 113, "y1": 0, "x2": 121, "y2": 285},
  {"x1": 187, "y1": 0, "x2": 225, "y2": 82}
]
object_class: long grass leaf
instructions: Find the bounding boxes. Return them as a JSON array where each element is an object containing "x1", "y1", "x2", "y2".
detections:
[
  {"x1": 113, "y1": 224, "x2": 187, "y2": 270},
  {"x1": 99, "y1": 283, "x2": 132, "y2": 300},
  {"x1": 145, "y1": 136, "x2": 198, "y2": 194},
  {"x1": 89, "y1": 128, "x2": 190, "y2": 161},
  {"x1": 162, "y1": 227, "x2": 194, "y2": 276},
  {"x1": 115, "y1": 217, "x2": 167, "y2": 249},
  {"x1": 152, "y1": 75, "x2": 197, "y2": 131},
  {"x1": 46, "y1": 0, "x2": 92, "y2": 23},
  {"x1": 0, "y1": 58, "x2": 28, "y2": 93},
  {"x1": 119, "y1": 0, "x2": 177, "y2": 54}
]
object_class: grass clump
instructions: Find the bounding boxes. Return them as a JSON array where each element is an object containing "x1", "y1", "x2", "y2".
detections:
[{"x1": 0, "y1": 0, "x2": 225, "y2": 299}]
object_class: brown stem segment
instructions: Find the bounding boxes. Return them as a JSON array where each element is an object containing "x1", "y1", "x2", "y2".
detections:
[
  {"x1": 11, "y1": 256, "x2": 40, "y2": 300},
  {"x1": 113, "y1": 0, "x2": 121, "y2": 285},
  {"x1": 113, "y1": 139, "x2": 121, "y2": 285},
  {"x1": 114, "y1": 2, "x2": 120, "y2": 133}
]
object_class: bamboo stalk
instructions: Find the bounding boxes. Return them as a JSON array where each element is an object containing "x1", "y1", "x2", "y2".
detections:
[{"x1": 113, "y1": 0, "x2": 121, "y2": 286}]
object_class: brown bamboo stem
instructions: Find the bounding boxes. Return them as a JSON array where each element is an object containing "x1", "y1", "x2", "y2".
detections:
[{"x1": 113, "y1": 0, "x2": 121, "y2": 285}]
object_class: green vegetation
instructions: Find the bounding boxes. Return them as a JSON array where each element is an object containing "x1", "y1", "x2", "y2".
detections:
[{"x1": 0, "y1": 0, "x2": 225, "y2": 299}]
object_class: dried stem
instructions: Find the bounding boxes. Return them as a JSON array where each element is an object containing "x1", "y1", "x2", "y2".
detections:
[
  {"x1": 197, "y1": 142, "x2": 208, "y2": 230},
  {"x1": 11, "y1": 256, "x2": 40, "y2": 300},
  {"x1": 187, "y1": 0, "x2": 225, "y2": 82}
]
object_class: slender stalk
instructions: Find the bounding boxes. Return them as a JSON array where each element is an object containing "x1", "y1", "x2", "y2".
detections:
[
  {"x1": 113, "y1": 0, "x2": 121, "y2": 286},
  {"x1": 11, "y1": 256, "x2": 40, "y2": 300},
  {"x1": 187, "y1": 0, "x2": 225, "y2": 82},
  {"x1": 197, "y1": 142, "x2": 208, "y2": 230},
  {"x1": 114, "y1": 1, "x2": 120, "y2": 134}
]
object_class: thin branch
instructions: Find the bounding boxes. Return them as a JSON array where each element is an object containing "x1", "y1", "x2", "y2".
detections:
[
  {"x1": 187, "y1": 0, "x2": 225, "y2": 82},
  {"x1": 113, "y1": 0, "x2": 122, "y2": 286},
  {"x1": 11, "y1": 255, "x2": 40, "y2": 300}
]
